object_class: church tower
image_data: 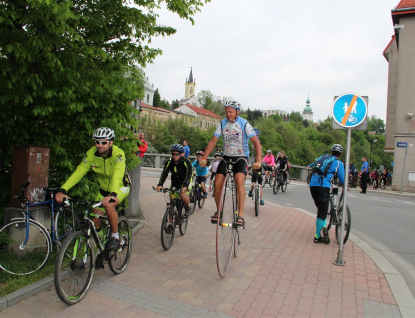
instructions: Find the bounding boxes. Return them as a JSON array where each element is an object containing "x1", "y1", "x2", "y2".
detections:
[
  {"x1": 185, "y1": 67, "x2": 196, "y2": 99},
  {"x1": 302, "y1": 93, "x2": 314, "y2": 122}
]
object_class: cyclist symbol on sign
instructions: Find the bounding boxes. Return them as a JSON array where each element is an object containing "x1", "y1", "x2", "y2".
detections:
[
  {"x1": 348, "y1": 114, "x2": 358, "y2": 123},
  {"x1": 343, "y1": 101, "x2": 357, "y2": 114}
]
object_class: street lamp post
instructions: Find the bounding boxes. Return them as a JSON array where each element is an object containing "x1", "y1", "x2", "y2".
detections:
[{"x1": 369, "y1": 139, "x2": 378, "y2": 169}]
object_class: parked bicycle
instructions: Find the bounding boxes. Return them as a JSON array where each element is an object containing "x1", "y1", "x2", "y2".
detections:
[
  {"x1": 54, "y1": 199, "x2": 131, "y2": 305},
  {"x1": 326, "y1": 181, "x2": 351, "y2": 244},
  {"x1": 0, "y1": 182, "x2": 79, "y2": 275},
  {"x1": 215, "y1": 158, "x2": 245, "y2": 278},
  {"x1": 273, "y1": 169, "x2": 287, "y2": 195},
  {"x1": 189, "y1": 177, "x2": 205, "y2": 213},
  {"x1": 154, "y1": 186, "x2": 189, "y2": 251}
]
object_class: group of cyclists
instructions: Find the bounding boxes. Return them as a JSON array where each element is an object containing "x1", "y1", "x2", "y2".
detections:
[
  {"x1": 53, "y1": 99, "x2": 346, "y2": 274},
  {"x1": 348, "y1": 162, "x2": 392, "y2": 190}
]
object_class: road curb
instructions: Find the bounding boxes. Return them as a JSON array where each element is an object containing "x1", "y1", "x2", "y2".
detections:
[{"x1": 0, "y1": 218, "x2": 146, "y2": 310}]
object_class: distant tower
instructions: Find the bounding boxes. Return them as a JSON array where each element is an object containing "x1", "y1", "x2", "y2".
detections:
[
  {"x1": 302, "y1": 93, "x2": 314, "y2": 121},
  {"x1": 185, "y1": 67, "x2": 196, "y2": 99}
]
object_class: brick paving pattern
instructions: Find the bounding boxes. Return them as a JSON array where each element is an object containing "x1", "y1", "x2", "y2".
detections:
[{"x1": 0, "y1": 176, "x2": 400, "y2": 317}]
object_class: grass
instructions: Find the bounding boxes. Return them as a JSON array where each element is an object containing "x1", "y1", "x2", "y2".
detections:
[{"x1": 0, "y1": 252, "x2": 57, "y2": 298}]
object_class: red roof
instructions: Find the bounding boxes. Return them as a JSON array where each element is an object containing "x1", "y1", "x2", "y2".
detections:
[
  {"x1": 396, "y1": 0, "x2": 415, "y2": 8},
  {"x1": 382, "y1": 35, "x2": 396, "y2": 61},
  {"x1": 177, "y1": 104, "x2": 220, "y2": 119},
  {"x1": 140, "y1": 101, "x2": 173, "y2": 114}
]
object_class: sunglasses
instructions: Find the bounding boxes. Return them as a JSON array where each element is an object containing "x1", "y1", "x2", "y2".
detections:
[
  {"x1": 95, "y1": 140, "x2": 109, "y2": 145},
  {"x1": 172, "y1": 153, "x2": 180, "y2": 157}
]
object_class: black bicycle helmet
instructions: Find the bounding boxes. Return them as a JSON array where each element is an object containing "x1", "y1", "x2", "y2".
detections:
[{"x1": 170, "y1": 144, "x2": 184, "y2": 153}]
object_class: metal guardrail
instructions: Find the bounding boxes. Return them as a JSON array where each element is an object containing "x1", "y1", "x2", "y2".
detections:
[{"x1": 141, "y1": 154, "x2": 311, "y2": 182}]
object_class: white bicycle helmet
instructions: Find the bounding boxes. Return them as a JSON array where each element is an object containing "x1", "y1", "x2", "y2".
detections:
[
  {"x1": 223, "y1": 100, "x2": 241, "y2": 111},
  {"x1": 331, "y1": 144, "x2": 343, "y2": 153},
  {"x1": 93, "y1": 127, "x2": 115, "y2": 140},
  {"x1": 267, "y1": 150, "x2": 272, "y2": 153}
]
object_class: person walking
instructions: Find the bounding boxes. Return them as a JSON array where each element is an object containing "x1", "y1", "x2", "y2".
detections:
[
  {"x1": 360, "y1": 156, "x2": 369, "y2": 193},
  {"x1": 309, "y1": 144, "x2": 345, "y2": 244}
]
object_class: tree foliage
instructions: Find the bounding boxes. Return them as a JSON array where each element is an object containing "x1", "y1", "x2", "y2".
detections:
[
  {"x1": 153, "y1": 88, "x2": 161, "y2": 107},
  {"x1": 0, "y1": 0, "x2": 210, "y2": 211}
]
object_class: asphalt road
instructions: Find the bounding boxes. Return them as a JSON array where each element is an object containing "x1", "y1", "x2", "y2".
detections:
[{"x1": 142, "y1": 169, "x2": 415, "y2": 299}]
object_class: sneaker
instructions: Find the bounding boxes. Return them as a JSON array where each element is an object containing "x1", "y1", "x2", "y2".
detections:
[
  {"x1": 208, "y1": 187, "x2": 212, "y2": 192},
  {"x1": 322, "y1": 227, "x2": 330, "y2": 245},
  {"x1": 95, "y1": 253, "x2": 104, "y2": 270},
  {"x1": 203, "y1": 192, "x2": 208, "y2": 198},
  {"x1": 314, "y1": 236, "x2": 325, "y2": 243},
  {"x1": 248, "y1": 191, "x2": 252, "y2": 197},
  {"x1": 260, "y1": 199, "x2": 264, "y2": 205},
  {"x1": 109, "y1": 237, "x2": 120, "y2": 250},
  {"x1": 184, "y1": 206, "x2": 191, "y2": 218}
]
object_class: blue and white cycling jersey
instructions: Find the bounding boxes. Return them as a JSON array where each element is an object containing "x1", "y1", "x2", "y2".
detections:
[{"x1": 213, "y1": 117, "x2": 256, "y2": 157}]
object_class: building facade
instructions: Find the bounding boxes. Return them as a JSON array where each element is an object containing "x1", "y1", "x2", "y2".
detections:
[
  {"x1": 174, "y1": 104, "x2": 220, "y2": 130},
  {"x1": 262, "y1": 109, "x2": 288, "y2": 118},
  {"x1": 383, "y1": 0, "x2": 415, "y2": 192}
]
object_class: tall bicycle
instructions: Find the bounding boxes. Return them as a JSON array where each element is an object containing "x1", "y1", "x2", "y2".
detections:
[
  {"x1": 154, "y1": 187, "x2": 189, "y2": 251},
  {"x1": 0, "y1": 182, "x2": 78, "y2": 275},
  {"x1": 326, "y1": 181, "x2": 351, "y2": 244},
  {"x1": 54, "y1": 199, "x2": 131, "y2": 305},
  {"x1": 215, "y1": 158, "x2": 246, "y2": 278}
]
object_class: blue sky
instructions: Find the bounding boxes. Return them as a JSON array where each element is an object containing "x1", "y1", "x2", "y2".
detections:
[{"x1": 144, "y1": 0, "x2": 399, "y2": 123}]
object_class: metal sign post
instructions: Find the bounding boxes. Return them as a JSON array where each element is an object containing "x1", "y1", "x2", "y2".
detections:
[
  {"x1": 332, "y1": 93, "x2": 368, "y2": 266},
  {"x1": 398, "y1": 142, "x2": 408, "y2": 193}
]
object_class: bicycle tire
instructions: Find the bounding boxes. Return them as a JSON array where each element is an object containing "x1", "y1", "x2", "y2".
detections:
[
  {"x1": 268, "y1": 175, "x2": 273, "y2": 187},
  {"x1": 54, "y1": 230, "x2": 95, "y2": 305},
  {"x1": 335, "y1": 204, "x2": 351, "y2": 245},
  {"x1": 55, "y1": 206, "x2": 79, "y2": 245},
  {"x1": 108, "y1": 216, "x2": 131, "y2": 274},
  {"x1": 179, "y1": 217, "x2": 188, "y2": 236},
  {"x1": 254, "y1": 186, "x2": 259, "y2": 217},
  {"x1": 286, "y1": 174, "x2": 291, "y2": 184},
  {"x1": 189, "y1": 189, "x2": 197, "y2": 214},
  {"x1": 272, "y1": 177, "x2": 278, "y2": 194},
  {"x1": 0, "y1": 219, "x2": 51, "y2": 275},
  {"x1": 216, "y1": 173, "x2": 235, "y2": 278},
  {"x1": 262, "y1": 175, "x2": 267, "y2": 188},
  {"x1": 198, "y1": 190, "x2": 205, "y2": 209},
  {"x1": 307, "y1": 173, "x2": 311, "y2": 184},
  {"x1": 233, "y1": 229, "x2": 240, "y2": 257},
  {"x1": 161, "y1": 208, "x2": 175, "y2": 251},
  {"x1": 281, "y1": 180, "x2": 287, "y2": 192},
  {"x1": 380, "y1": 179, "x2": 386, "y2": 190},
  {"x1": 327, "y1": 198, "x2": 336, "y2": 231}
]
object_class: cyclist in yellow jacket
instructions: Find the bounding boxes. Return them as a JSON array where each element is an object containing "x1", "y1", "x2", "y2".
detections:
[{"x1": 56, "y1": 127, "x2": 131, "y2": 251}]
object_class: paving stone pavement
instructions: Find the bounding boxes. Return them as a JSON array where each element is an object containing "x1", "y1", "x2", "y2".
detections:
[{"x1": 0, "y1": 175, "x2": 410, "y2": 317}]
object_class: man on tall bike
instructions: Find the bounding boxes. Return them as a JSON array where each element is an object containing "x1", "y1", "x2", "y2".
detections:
[
  {"x1": 262, "y1": 150, "x2": 275, "y2": 179},
  {"x1": 199, "y1": 100, "x2": 262, "y2": 228},
  {"x1": 308, "y1": 144, "x2": 345, "y2": 244},
  {"x1": 55, "y1": 127, "x2": 131, "y2": 251},
  {"x1": 192, "y1": 151, "x2": 209, "y2": 198},
  {"x1": 156, "y1": 144, "x2": 193, "y2": 218}
]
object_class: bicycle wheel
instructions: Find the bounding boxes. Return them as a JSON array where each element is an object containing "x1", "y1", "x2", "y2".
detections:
[
  {"x1": 198, "y1": 190, "x2": 205, "y2": 209},
  {"x1": 327, "y1": 197, "x2": 337, "y2": 231},
  {"x1": 179, "y1": 215, "x2": 188, "y2": 236},
  {"x1": 307, "y1": 173, "x2": 311, "y2": 184},
  {"x1": 189, "y1": 189, "x2": 197, "y2": 214},
  {"x1": 254, "y1": 186, "x2": 259, "y2": 217},
  {"x1": 216, "y1": 174, "x2": 235, "y2": 278},
  {"x1": 335, "y1": 204, "x2": 351, "y2": 245},
  {"x1": 54, "y1": 230, "x2": 95, "y2": 305},
  {"x1": 108, "y1": 216, "x2": 131, "y2": 274},
  {"x1": 281, "y1": 179, "x2": 287, "y2": 192},
  {"x1": 233, "y1": 229, "x2": 240, "y2": 257},
  {"x1": 380, "y1": 179, "x2": 386, "y2": 190},
  {"x1": 286, "y1": 173, "x2": 291, "y2": 184},
  {"x1": 272, "y1": 177, "x2": 278, "y2": 194},
  {"x1": 161, "y1": 208, "x2": 175, "y2": 250},
  {"x1": 0, "y1": 219, "x2": 51, "y2": 275},
  {"x1": 262, "y1": 175, "x2": 267, "y2": 187},
  {"x1": 55, "y1": 206, "x2": 79, "y2": 244}
]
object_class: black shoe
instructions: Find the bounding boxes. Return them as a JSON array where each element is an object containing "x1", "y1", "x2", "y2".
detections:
[
  {"x1": 322, "y1": 227, "x2": 330, "y2": 245},
  {"x1": 314, "y1": 236, "x2": 325, "y2": 243},
  {"x1": 184, "y1": 206, "x2": 191, "y2": 218},
  {"x1": 95, "y1": 253, "x2": 104, "y2": 270},
  {"x1": 109, "y1": 237, "x2": 120, "y2": 250}
]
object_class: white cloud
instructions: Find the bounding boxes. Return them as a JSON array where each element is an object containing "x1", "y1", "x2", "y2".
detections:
[{"x1": 144, "y1": 0, "x2": 398, "y2": 122}]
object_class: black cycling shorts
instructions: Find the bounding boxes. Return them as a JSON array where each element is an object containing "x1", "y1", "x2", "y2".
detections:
[
  {"x1": 210, "y1": 172, "x2": 216, "y2": 180},
  {"x1": 251, "y1": 172, "x2": 263, "y2": 184},
  {"x1": 196, "y1": 176, "x2": 207, "y2": 184},
  {"x1": 264, "y1": 165, "x2": 274, "y2": 172},
  {"x1": 216, "y1": 156, "x2": 248, "y2": 176}
]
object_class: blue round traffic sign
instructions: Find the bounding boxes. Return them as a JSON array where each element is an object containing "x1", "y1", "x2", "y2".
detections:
[{"x1": 332, "y1": 93, "x2": 367, "y2": 128}]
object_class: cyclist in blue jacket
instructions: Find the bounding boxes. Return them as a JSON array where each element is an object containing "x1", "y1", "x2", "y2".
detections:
[
  {"x1": 309, "y1": 144, "x2": 345, "y2": 244},
  {"x1": 192, "y1": 151, "x2": 209, "y2": 198}
]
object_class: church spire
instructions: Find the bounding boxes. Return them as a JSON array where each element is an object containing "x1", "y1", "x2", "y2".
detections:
[{"x1": 187, "y1": 67, "x2": 194, "y2": 83}]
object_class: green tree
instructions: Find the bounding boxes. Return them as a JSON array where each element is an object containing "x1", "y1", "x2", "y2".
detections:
[
  {"x1": 197, "y1": 90, "x2": 214, "y2": 108},
  {"x1": 158, "y1": 98, "x2": 170, "y2": 109},
  {"x1": 0, "y1": 0, "x2": 210, "y2": 207},
  {"x1": 153, "y1": 88, "x2": 161, "y2": 107},
  {"x1": 171, "y1": 99, "x2": 180, "y2": 109}
]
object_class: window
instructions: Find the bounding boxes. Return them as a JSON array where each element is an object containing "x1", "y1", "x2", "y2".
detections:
[{"x1": 146, "y1": 95, "x2": 149, "y2": 102}]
